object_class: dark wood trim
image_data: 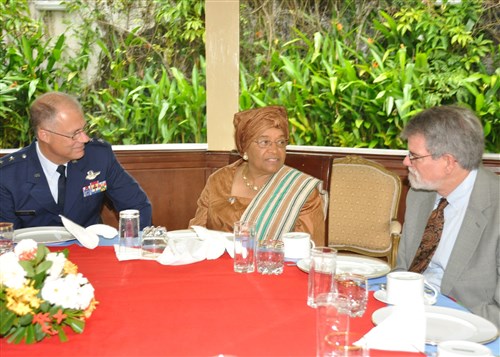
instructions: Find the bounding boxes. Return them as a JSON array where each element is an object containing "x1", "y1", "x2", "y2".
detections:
[
  {"x1": 104, "y1": 149, "x2": 500, "y2": 239},
  {"x1": 2, "y1": 149, "x2": 498, "y2": 240}
]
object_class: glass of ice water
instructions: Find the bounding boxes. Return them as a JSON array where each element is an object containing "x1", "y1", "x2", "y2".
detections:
[
  {"x1": 256, "y1": 237, "x2": 285, "y2": 275},
  {"x1": 0, "y1": 222, "x2": 14, "y2": 255},
  {"x1": 334, "y1": 273, "x2": 369, "y2": 318},
  {"x1": 307, "y1": 247, "x2": 337, "y2": 308},
  {"x1": 141, "y1": 226, "x2": 167, "y2": 258},
  {"x1": 233, "y1": 221, "x2": 256, "y2": 273}
]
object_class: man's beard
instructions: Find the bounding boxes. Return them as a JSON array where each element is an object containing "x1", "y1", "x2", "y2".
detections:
[{"x1": 408, "y1": 168, "x2": 437, "y2": 191}]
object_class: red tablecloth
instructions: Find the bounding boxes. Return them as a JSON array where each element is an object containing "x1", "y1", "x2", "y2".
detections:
[{"x1": 1, "y1": 246, "x2": 424, "y2": 356}]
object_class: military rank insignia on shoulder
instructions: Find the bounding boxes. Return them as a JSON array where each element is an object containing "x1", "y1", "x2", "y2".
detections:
[
  {"x1": 0, "y1": 152, "x2": 28, "y2": 169},
  {"x1": 88, "y1": 137, "x2": 111, "y2": 148}
]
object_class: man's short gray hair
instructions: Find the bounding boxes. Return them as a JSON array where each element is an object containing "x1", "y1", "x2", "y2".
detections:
[{"x1": 401, "y1": 105, "x2": 484, "y2": 170}]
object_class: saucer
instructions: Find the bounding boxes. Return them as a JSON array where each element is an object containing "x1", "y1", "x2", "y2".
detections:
[{"x1": 373, "y1": 289, "x2": 437, "y2": 305}]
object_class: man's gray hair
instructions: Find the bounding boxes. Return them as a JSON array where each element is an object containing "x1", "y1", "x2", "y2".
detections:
[{"x1": 401, "y1": 105, "x2": 484, "y2": 170}]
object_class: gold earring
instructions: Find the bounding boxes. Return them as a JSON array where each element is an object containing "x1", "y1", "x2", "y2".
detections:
[{"x1": 243, "y1": 152, "x2": 248, "y2": 161}]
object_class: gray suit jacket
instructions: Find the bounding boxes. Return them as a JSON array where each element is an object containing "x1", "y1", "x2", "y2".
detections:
[{"x1": 396, "y1": 166, "x2": 500, "y2": 329}]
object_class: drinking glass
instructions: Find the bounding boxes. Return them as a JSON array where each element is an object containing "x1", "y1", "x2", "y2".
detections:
[
  {"x1": 256, "y1": 237, "x2": 284, "y2": 275},
  {"x1": 0, "y1": 222, "x2": 14, "y2": 255},
  {"x1": 119, "y1": 209, "x2": 140, "y2": 253},
  {"x1": 233, "y1": 221, "x2": 256, "y2": 273},
  {"x1": 316, "y1": 292, "x2": 369, "y2": 357},
  {"x1": 308, "y1": 247, "x2": 337, "y2": 308},
  {"x1": 334, "y1": 273, "x2": 369, "y2": 318},
  {"x1": 141, "y1": 226, "x2": 167, "y2": 258}
]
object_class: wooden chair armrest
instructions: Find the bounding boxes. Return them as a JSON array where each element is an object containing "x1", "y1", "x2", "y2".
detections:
[
  {"x1": 390, "y1": 220, "x2": 402, "y2": 235},
  {"x1": 389, "y1": 220, "x2": 402, "y2": 268}
]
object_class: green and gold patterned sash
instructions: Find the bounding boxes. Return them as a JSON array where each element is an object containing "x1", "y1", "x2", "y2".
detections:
[{"x1": 241, "y1": 165, "x2": 327, "y2": 242}]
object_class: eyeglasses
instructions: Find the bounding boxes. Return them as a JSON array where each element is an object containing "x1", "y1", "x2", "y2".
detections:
[
  {"x1": 254, "y1": 139, "x2": 288, "y2": 148},
  {"x1": 407, "y1": 152, "x2": 433, "y2": 162},
  {"x1": 42, "y1": 123, "x2": 91, "y2": 141}
]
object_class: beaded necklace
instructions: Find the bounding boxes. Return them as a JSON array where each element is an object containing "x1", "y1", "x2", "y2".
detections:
[{"x1": 242, "y1": 165, "x2": 260, "y2": 191}]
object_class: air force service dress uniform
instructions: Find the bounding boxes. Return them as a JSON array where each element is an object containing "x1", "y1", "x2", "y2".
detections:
[{"x1": 0, "y1": 138, "x2": 152, "y2": 229}]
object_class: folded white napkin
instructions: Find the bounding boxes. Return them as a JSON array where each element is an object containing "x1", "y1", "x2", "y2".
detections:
[
  {"x1": 113, "y1": 227, "x2": 234, "y2": 265},
  {"x1": 86, "y1": 224, "x2": 118, "y2": 239},
  {"x1": 60, "y1": 215, "x2": 99, "y2": 249},
  {"x1": 157, "y1": 226, "x2": 232, "y2": 265},
  {"x1": 362, "y1": 303, "x2": 426, "y2": 353}
]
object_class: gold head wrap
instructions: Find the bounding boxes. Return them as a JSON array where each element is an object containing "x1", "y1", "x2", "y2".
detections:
[{"x1": 233, "y1": 106, "x2": 289, "y2": 155}]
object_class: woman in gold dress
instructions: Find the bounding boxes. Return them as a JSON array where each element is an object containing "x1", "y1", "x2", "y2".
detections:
[{"x1": 189, "y1": 106, "x2": 327, "y2": 246}]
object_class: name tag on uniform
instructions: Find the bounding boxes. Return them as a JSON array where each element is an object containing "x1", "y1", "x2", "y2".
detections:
[{"x1": 83, "y1": 180, "x2": 107, "y2": 197}]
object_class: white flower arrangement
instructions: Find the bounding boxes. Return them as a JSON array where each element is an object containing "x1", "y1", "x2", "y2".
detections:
[{"x1": 0, "y1": 239, "x2": 98, "y2": 344}]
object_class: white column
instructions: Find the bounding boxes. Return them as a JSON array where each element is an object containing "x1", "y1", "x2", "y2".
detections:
[{"x1": 205, "y1": 0, "x2": 240, "y2": 151}]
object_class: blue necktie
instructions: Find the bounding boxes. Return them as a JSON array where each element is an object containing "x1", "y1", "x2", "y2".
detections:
[{"x1": 57, "y1": 165, "x2": 66, "y2": 210}]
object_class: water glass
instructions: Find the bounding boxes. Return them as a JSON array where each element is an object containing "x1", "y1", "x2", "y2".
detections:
[
  {"x1": 119, "y1": 209, "x2": 140, "y2": 253},
  {"x1": 256, "y1": 237, "x2": 284, "y2": 275},
  {"x1": 0, "y1": 222, "x2": 14, "y2": 255},
  {"x1": 233, "y1": 221, "x2": 256, "y2": 273},
  {"x1": 141, "y1": 226, "x2": 167, "y2": 258},
  {"x1": 334, "y1": 273, "x2": 368, "y2": 318},
  {"x1": 308, "y1": 247, "x2": 337, "y2": 308},
  {"x1": 316, "y1": 292, "x2": 369, "y2": 357}
]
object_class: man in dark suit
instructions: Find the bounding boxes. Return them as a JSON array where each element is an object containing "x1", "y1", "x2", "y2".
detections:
[
  {"x1": 0, "y1": 92, "x2": 152, "y2": 229},
  {"x1": 395, "y1": 105, "x2": 499, "y2": 328}
]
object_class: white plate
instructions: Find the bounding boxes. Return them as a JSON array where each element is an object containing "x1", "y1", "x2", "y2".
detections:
[
  {"x1": 373, "y1": 289, "x2": 436, "y2": 305},
  {"x1": 297, "y1": 254, "x2": 391, "y2": 278},
  {"x1": 372, "y1": 306, "x2": 498, "y2": 345},
  {"x1": 167, "y1": 229, "x2": 200, "y2": 240},
  {"x1": 168, "y1": 229, "x2": 233, "y2": 241},
  {"x1": 221, "y1": 232, "x2": 234, "y2": 241},
  {"x1": 60, "y1": 215, "x2": 99, "y2": 249},
  {"x1": 14, "y1": 226, "x2": 75, "y2": 244}
]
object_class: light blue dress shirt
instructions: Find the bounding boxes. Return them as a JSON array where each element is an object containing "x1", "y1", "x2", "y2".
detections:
[{"x1": 424, "y1": 169, "x2": 478, "y2": 291}]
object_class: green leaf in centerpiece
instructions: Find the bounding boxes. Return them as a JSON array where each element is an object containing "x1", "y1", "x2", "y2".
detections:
[
  {"x1": 18, "y1": 260, "x2": 35, "y2": 277},
  {"x1": 18, "y1": 313, "x2": 33, "y2": 326},
  {"x1": 35, "y1": 260, "x2": 53, "y2": 275},
  {"x1": 33, "y1": 323, "x2": 45, "y2": 342},
  {"x1": 0, "y1": 310, "x2": 16, "y2": 334},
  {"x1": 40, "y1": 301, "x2": 51, "y2": 313},
  {"x1": 66, "y1": 317, "x2": 85, "y2": 334},
  {"x1": 54, "y1": 324, "x2": 68, "y2": 342},
  {"x1": 8, "y1": 325, "x2": 26, "y2": 344},
  {"x1": 25, "y1": 324, "x2": 35, "y2": 344},
  {"x1": 33, "y1": 245, "x2": 49, "y2": 265}
]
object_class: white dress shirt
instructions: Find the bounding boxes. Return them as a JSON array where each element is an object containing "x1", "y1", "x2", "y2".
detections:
[
  {"x1": 36, "y1": 142, "x2": 66, "y2": 204},
  {"x1": 424, "y1": 169, "x2": 478, "y2": 291}
]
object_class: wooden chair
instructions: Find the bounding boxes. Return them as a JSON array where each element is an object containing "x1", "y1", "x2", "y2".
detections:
[{"x1": 327, "y1": 155, "x2": 402, "y2": 267}]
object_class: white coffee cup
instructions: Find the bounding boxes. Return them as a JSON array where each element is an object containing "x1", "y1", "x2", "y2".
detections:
[
  {"x1": 282, "y1": 232, "x2": 315, "y2": 261},
  {"x1": 386, "y1": 271, "x2": 438, "y2": 306}
]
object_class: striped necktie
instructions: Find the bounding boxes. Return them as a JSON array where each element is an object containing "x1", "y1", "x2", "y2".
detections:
[{"x1": 409, "y1": 198, "x2": 448, "y2": 273}]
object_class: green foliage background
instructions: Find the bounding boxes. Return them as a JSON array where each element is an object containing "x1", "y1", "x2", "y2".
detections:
[{"x1": 1, "y1": 0, "x2": 498, "y2": 152}]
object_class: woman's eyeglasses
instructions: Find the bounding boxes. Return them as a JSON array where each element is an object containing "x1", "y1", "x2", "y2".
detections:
[{"x1": 254, "y1": 139, "x2": 288, "y2": 148}]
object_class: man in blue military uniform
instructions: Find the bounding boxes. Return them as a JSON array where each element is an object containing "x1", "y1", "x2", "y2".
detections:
[{"x1": 0, "y1": 91, "x2": 152, "y2": 229}]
